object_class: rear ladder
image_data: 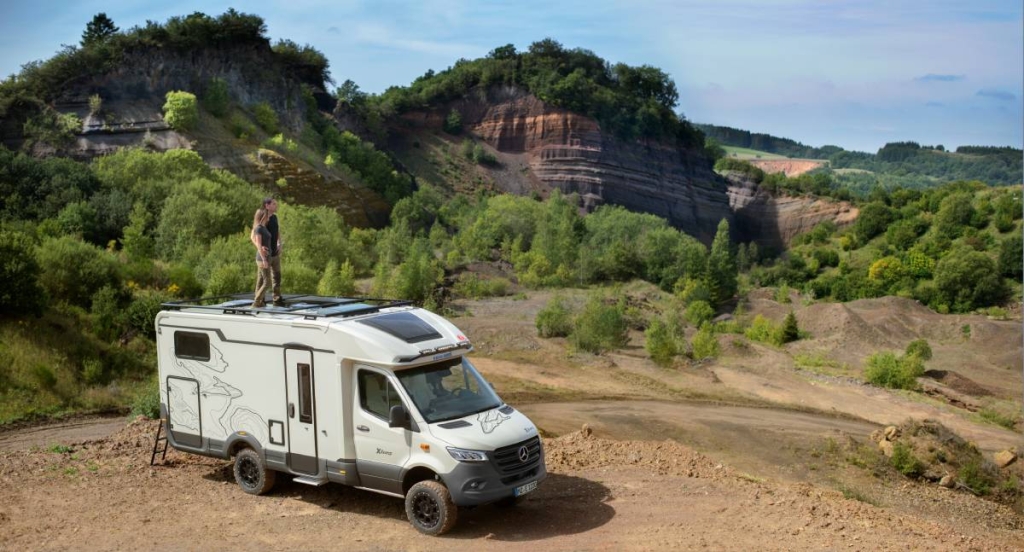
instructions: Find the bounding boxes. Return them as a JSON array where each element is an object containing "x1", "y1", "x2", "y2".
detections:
[{"x1": 151, "y1": 419, "x2": 169, "y2": 466}]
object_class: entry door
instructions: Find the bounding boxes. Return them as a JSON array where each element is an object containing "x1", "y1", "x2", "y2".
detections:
[
  {"x1": 166, "y1": 376, "x2": 202, "y2": 447},
  {"x1": 285, "y1": 349, "x2": 318, "y2": 475},
  {"x1": 352, "y1": 367, "x2": 412, "y2": 495}
]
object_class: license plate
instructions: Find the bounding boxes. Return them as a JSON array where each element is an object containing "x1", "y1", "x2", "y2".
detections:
[{"x1": 514, "y1": 480, "x2": 538, "y2": 497}]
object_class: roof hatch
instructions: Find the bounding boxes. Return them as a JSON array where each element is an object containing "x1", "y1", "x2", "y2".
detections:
[{"x1": 358, "y1": 311, "x2": 442, "y2": 343}]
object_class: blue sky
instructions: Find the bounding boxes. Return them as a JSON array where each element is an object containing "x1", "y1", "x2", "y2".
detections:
[{"x1": 1, "y1": 1, "x2": 1021, "y2": 152}]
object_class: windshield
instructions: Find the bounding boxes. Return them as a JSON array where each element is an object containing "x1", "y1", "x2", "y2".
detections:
[{"x1": 396, "y1": 357, "x2": 502, "y2": 424}]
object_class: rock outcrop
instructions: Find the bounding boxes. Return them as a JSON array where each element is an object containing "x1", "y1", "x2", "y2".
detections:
[
  {"x1": 746, "y1": 158, "x2": 827, "y2": 177},
  {"x1": 401, "y1": 86, "x2": 733, "y2": 244},
  {"x1": 727, "y1": 176, "x2": 858, "y2": 250}
]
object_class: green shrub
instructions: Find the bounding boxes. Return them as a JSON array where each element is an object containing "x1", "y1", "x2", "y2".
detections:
[
  {"x1": 774, "y1": 283, "x2": 792, "y2": 303},
  {"x1": 645, "y1": 317, "x2": 677, "y2": 365},
  {"x1": 88, "y1": 94, "x2": 103, "y2": 115},
  {"x1": 780, "y1": 310, "x2": 799, "y2": 343},
  {"x1": 265, "y1": 133, "x2": 298, "y2": 152},
  {"x1": 443, "y1": 108, "x2": 462, "y2": 134},
  {"x1": 202, "y1": 77, "x2": 230, "y2": 117},
  {"x1": 904, "y1": 339, "x2": 932, "y2": 360},
  {"x1": 35, "y1": 236, "x2": 120, "y2": 307},
  {"x1": 472, "y1": 144, "x2": 498, "y2": 166},
  {"x1": 863, "y1": 351, "x2": 924, "y2": 389},
  {"x1": 252, "y1": 102, "x2": 278, "y2": 134},
  {"x1": 572, "y1": 294, "x2": 628, "y2": 353},
  {"x1": 745, "y1": 315, "x2": 783, "y2": 346},
  {"x1": 0, "y1": 230, "x2": 46, "y2": 316},
  {"x1": 229, "y1": 112, "x2": 257, "y2": 139},
  {"x1": 162, "y1": 91, "x2": 198, "y2": 131},
  {"x1": 453, "y1": 273, "x2": 510, "y2": 299},
  {"x1": 130, "y1": 378, "x2": 161, "y2": 419},
  {"x1": 690, "y1": 322, "x2": 719, "y2": 360},
  {"x1": 958, "y1": 459, "x2": 997, "y2": 495},
  {"x1": 317, "y1": 259, "x2": 357, "y2": 297},
  {"x1": 684, "y1": 300, "x2": 714, "y2": 326},
  {"x1": 536, "y1": 295, "x2": 572, "y2": 338},
  {"x1": 889, "y1": 441, "x2": 925, "y2": 478}
]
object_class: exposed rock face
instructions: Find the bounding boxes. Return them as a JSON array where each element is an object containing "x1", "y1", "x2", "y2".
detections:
[
  {"x1": 402, "y1": 86, "x2": 733, "y2": 244},
  {"x1": 747, "y1": 159, "x2": 827, "y2": 177},
  {"x1": 727, "y1": 176, "x2": 858, "y2": 251},
  {"x1": 56, "y1": 45, "x2": 312, "y2": 131}
]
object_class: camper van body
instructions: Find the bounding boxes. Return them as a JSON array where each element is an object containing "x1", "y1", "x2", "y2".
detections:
[{"x1": 154, "y1": 296, "x2": 545, "y2": 534}]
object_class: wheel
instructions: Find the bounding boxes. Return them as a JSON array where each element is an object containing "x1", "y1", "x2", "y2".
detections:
[
  {"x1": 405, "y1": 480, "x2": 457, "y2": 536},
  {"x1": 233, "y1": 448, "x2": 275, "y2": 495}
]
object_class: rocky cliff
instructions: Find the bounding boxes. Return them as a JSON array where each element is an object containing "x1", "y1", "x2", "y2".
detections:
[
  {"x1": 398, "y1": 86, "x2": 734, "y2": 244},
  {"x1": 727, "y1": 175, "x2": 858, "y2": 251}
]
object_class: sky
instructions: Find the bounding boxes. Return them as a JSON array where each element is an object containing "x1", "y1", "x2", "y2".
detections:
[{"x1": 1, "y1": 0, "x2": 1021, "y2": 153}]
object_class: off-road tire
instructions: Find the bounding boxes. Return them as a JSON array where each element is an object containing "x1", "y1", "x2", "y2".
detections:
[
  {"x1": 233, "y1": 448, "x2": 275, "y2": 495},
  {"x1": 405, "y1": 480, "x2": 457, "y2": 536}
]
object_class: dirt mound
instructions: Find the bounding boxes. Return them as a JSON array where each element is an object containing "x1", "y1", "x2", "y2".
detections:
[
  {"x1": 545, "y1": 426, "x2": 726, "y2": 479},
  {"x1": 923, "y1": 370, "x2": 993, "y2": 398}
]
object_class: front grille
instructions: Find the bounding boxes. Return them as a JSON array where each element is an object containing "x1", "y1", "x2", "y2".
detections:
[{"x1": 492, "y1": 436, "x2": 541, "y2": 476}]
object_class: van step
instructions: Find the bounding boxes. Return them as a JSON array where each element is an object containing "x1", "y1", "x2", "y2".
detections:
[{"x1": 293, "y1": 475, "x2": 328, "y2": 486}]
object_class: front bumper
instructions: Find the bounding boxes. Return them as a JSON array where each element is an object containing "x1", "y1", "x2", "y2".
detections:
[{"x1": 444, "y1": 437, "x2": 547, "y2": 506}]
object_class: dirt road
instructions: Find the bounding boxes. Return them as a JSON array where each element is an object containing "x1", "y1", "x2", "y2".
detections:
[{"x1": 1, "y1": 411, "x2": 1021, "y2": 551}]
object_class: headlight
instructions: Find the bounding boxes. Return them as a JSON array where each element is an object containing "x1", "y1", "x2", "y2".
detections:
[{"x1": 446, "y1": 447, "x2": 488, "y2": 462}]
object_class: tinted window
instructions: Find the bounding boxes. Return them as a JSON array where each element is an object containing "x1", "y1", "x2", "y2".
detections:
[
  {"x1": 174, "y1": 332, "x2": 210, "y2": 361},
  {"x1": 358, "y1": 370, "x2": 401, "y2": 420},
  {"x1": 298, "y1": 363, "x2": 313, "y2": 423}
]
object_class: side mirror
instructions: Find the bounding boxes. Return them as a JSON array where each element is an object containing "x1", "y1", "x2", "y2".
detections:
[{"x1": 388, "y1": 404, "x2": 410, "y2": 429}]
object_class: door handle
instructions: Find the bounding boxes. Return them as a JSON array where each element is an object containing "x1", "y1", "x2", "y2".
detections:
[
  {"x1": 356, "y1": 425, "x2": 369, "y2": 432},
  {"x1": 288, "y1": 403, "x2": 295, "y2": 418}
]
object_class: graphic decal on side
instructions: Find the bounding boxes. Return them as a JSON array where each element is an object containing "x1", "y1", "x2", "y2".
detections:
[
  {"x1": 478, "y1": 408, "x2": 512, "y2": 434},
  {"x1": 167, "y1": 342, "x2": 267, "y2": 442}
]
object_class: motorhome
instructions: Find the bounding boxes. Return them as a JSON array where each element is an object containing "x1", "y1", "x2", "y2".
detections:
[{"x1": 154, "y1": 294, "x2": 546, "y2": 535}]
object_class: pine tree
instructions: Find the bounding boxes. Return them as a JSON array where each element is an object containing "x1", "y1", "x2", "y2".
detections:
[
  {"x1": 781, "y1": 310, "x2": 800, "y2": 343},
  {"x1": 81, "y1": 13, "x2": 119, "y2": 47},
  {"x1": 706, "y1": 219, "x2": 737, "y2": 305}
]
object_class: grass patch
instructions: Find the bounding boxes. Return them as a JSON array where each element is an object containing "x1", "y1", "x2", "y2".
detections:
[
  {"x1": 794, "y1": 352, "x2": 849, "y2": 376},
  {"x1": 48, "y1": 443, "x2": 74, "y2": 454},
  {"x1": 721, "y1": 146, "x2": 788, "y2": 160},
  {"x1": 977, "y1": 406, "x2": 1019, "y2": 430},
  {"x1": 837, "y1": 484, "x2": 880, "y2": 506}
]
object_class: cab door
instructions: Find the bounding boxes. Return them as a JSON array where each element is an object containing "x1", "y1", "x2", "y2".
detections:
[
  {"x1": 285, "y1": 348, "x2": 318, "y2": 475},
  {"x1": 352, "y1": 367, "x2": 412, "y2": 494}
]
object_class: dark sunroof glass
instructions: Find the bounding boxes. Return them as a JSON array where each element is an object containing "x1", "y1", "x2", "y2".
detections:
[{"x1": 358, "y1": 311, "x2": 442, "y2": 343}]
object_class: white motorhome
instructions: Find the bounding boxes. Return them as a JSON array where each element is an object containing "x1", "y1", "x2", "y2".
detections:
[{"x1": 154, "y1": 294, "x2": 546, "y2": 535}]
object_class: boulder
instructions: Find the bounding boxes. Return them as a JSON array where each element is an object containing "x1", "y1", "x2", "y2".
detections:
[
  {"x1": 869, "y1": 429, "x2": 883, "y2": 443},
  {"x1": 994, "y1": 449, "x2": 1018, "y2": 469},
  {"x1": 878, "y1": 439, "x2": 894, "y2": 457},
  {"x1": 883, "y1": 426, "x2": 900, "y2": 441},
  {"x1": 939, "y1": 475, "x2": 956, "y2": 488}
]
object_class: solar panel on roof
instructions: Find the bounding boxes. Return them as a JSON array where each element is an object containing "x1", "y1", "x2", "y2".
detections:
[{"x1": 357, "y1": 311, "x2": 442, "y2": 343}]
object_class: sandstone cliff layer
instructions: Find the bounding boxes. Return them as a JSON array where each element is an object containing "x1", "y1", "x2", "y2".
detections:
[{"x1": 400, "y1": 86, "x2": 734, "y2": 244}]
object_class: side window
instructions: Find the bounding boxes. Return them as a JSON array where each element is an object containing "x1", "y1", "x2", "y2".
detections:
[
  {"x1": 358, "y1": 370, "x2": 401, "y2": 420},
  {"x1": 298, "y1": 363, "x2": 313, "y2": 423},
  {"x1": 174, "y1": 332, "x2": 210, "y2": 361}
]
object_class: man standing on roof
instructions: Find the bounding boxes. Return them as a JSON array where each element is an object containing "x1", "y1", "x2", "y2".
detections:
[{"x1": 259, "y1": 197, "x2": 284, "y2": 306}]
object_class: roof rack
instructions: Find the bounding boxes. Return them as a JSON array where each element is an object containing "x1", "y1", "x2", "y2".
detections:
[{"x1": 161, "y1": 293, "x2": 414, "y2": 320}]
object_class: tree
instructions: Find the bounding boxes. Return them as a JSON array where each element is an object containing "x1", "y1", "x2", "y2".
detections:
[
  {"x1": 203, "y1": 78, "x2": 230, "y2": 117},
  {"x1": 81, "y1": 13, "x2": 119, "y2": 47},
  {"x1": 645, "y1": 317, "x2": 677, "y2": 366},
  {"x1": 933, "y1": 246, "x2": 1005, "y2": 312},
  {"x1": 853, "y1": 202, "x2": 893, "y2": 242},
  {"x1": 934, "y1": 192, "x2": 975, "y2": 239},
  {"x1": 163, "y1": 91, "x2": 198, "y2": 131},
  {"x1": 443, "y1": 109, "x2": 463, "y2": 134},
  {"x1": 781, "y1": 311, "x2": 799, "y2": 343},
  {"x1": 0, "y1": 231, "x2": 46, "y2": 316},
  {"x1": 707, "y1": 219, "x2": 737, "y2": 304},
  {"x1": 998, "y1": 234, "x2": 1023, "y2": 279}
]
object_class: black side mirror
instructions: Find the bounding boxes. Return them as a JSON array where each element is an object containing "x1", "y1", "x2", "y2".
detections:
[{"x1": 388, "y1": 404, "x2": 410, "y2": 429}]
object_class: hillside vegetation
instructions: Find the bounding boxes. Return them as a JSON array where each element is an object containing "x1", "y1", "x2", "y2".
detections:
[
  {"x1": 699, "y1": 124, "x2": 1023, "y2": 191},
  {"x1": 0, "y1": 10, "x2": 1021, "y2": 427}
]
